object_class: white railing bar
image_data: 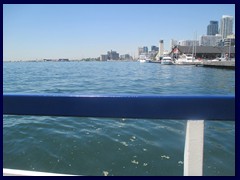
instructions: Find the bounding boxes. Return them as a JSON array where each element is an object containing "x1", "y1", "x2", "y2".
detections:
[
  {"x1": 3, "y1": 168, "x2": 76, "y2": 176},
  {"x1": 184, "y1": 120, "x2": 204, "y2": 176}
]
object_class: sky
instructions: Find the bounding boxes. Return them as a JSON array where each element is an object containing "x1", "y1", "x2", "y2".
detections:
[{"x1": 3, "y1": 4, "x2": 235, "y2": 61}]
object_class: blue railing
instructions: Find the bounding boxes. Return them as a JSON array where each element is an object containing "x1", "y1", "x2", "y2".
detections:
[
  {"x1": 3, "y1": 94, "x2": 235, "y2": 120},
  {"x1": 3, "y1": 94, "x2": 235, "y2": 176}
]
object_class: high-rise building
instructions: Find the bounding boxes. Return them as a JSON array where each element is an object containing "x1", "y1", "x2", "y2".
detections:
[
  {"x1": 207, "y1": 21, "x2": 218, "y2": 35},
  {"x1": 159, "y1": 40, "x2": 164, "y2": 56},
  {"x1": 220, "y1": 15, "x2": 234, "y2": 39},
  {"x1": 155, "y1": 40, "x2": 164, "y2": 60},
  {"x1": 143, "y1": 46, "x2": 148, "y2": 53},
  {"x1": 107, "y1": 50, "x2": 119, "y2": 60},
  {"x1": 151, "y1": 46, "x2": 159, "y2": 51}
]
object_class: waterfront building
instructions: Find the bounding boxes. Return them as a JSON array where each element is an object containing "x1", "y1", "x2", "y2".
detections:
[
  {"x1": 151, "y1": 45, "x2": 159, "y2": 52},
  {"x1": 200, "y1": 35, "x2": 222, "y2": 46},
  {"x1": 143, "y1": 46, "x2": 148, "y2": 53},
  {"x1": 148, "y1": 51, "x2": 157, "y2": 60},
  {"x1": 207, "y1": 21, "x2": 218, "y2": 35},
  {"x1": 224, "y1": 34, "x2": 235, "y2": 47},
  {"x1": 138, "y1": 46, "x2": 149, "y2": 58},
  {"x1": 120, "y1": 54, "x2": 132, "y2": 60},
  {"x1": 107, "y1": 50, "x2": 119, "y2": 60},
  {"x1": 170, "y1": 39, "x2": 179, "y2": 49},
  {"x1": 178, "y1": 40, "x2": 199, "y2": 47},
  {"x1": 220, "y1": 15, "x2": 234, "y2": 39},
  {"x1": 58, "y1": 58, "x2": 69, "y2": 61},
  {"x1": 155, "y1": 40, "x2": 164, "y2": 60},
  {"x1": 169, "y1": 45, "x2": 235, "y2": 59},
  {"x1": 100, "y1": 54, "x2": 108, "y2": 61},
  {"x1": 43, "y1": 59, "x2": 58, "y2": 61},
  {"x1": 159, "y1": 40, "x2": 164, "y2": 56}
]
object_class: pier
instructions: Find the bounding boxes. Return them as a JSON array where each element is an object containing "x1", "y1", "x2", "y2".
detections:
[
  {"x1": 201, "y1": 60, "x2": 235, "y2": 69},
  {"x1": 172, "y1": 60, "x2": 235, "y2": 69},
  {"x1": 175, "y1": 62, "x2": 202, "y2": 65},
  {"x1": 149, "y1": 60, "x2": 235, "y2": 69}
]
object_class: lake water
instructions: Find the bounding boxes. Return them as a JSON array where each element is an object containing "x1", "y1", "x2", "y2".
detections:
[{"x1": 3, "y1": 61, "x2": 235, "y2": 176}]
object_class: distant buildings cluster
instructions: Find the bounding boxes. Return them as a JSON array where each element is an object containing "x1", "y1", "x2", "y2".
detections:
[
  {"x1": 138, "y1": 46, "x2": 159, "y2": 60},
  {"x1": 100, "y1": 50, "x2": 133, "y2": 61},
  {"x1": 98, "y1": 15, "x2": 235, "y2": 61},
  {"x1": 199, "y1": 15, "x2": 234, "y2": 47},
  {"x1": 172, "y1": 15, "x2": 234, "y2": 48},
  {"x1": 138, "y1": 15, "x2": 235, "y2": 60},
  {"x1": 44, "y1": 58, "x2": 69, "y2": 62}
]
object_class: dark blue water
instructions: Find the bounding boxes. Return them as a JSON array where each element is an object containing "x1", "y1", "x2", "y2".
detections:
[{"x1": 3, "y1": 61, "x2": 235, "y2": 176}]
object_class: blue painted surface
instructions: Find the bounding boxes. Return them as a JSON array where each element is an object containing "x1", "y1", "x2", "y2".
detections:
[{"x1": 3, "y1": 94, "x2": 235, "y2": 120}]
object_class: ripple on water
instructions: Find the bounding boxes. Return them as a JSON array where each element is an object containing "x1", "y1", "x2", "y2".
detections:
[{"x1": 3, "y1": 61, "x2": 235, "y2": 175}]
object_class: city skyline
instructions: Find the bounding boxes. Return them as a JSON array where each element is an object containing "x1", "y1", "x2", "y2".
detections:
[{"x1": 3, "y1": 4, "x2": 235, "y2": 61}]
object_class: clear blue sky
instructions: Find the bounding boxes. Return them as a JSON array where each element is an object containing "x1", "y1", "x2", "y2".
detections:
[{"x1": 3, "y1": 4, "x2": 235, "y2": 61}]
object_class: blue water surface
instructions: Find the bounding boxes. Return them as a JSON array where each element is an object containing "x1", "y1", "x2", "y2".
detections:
[{"x1": 3, "y1": 61, "x2": 235, "y2": 176}]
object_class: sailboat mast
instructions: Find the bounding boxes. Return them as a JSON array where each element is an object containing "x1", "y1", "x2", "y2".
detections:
[
  {"x1": 229, "y1": 43, "x2": 231, "y2": 60},
  {"x1": 195, "y1": 32, "x2": 197, "y2": 57}
]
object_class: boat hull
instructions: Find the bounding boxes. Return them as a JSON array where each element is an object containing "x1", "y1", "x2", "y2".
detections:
[{"x1": 161, "y1": 61, "x2": 174, "y2": 65}]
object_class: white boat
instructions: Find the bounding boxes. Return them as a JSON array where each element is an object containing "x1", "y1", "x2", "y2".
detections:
[
  {"x1": 209, "y1": 55, "x2": 233, "y2": 62},
  {"x1": 161, "y1": 56, "x2": 174, "y2": 65},
  {"x1": 175, "y1": 36, "x2": 199, "y2": 64},
  {"x1": 138, "y1": 55, "x2": 150, "y2": 63},
  {"x1": 175, "y1": 54, "x2": 195, "y2": 64},
  {"x1": 139, "y1": 59, "x2": 150, "y2": 63}
]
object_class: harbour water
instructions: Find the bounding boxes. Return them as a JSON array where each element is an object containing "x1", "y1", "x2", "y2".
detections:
[{"x1": 3, "y1": 61, "x2": 235, "y2": 176}]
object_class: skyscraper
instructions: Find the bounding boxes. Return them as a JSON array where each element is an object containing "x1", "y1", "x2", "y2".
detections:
[
  {"x1": 151, "y1": 45, "x2": 159, "y2": 51},
  {"x1": 107, "y1": 50, "x2": 119, "y2": 60},
  {"x1": 207, "y1": 21, "x2": 218, "y2": 35},
  {"x1": 138, "y1": 47, "x2": 144, "y2": 57},
  {"x1": 220, "y1": 15, "x2": 234, "y2": 39},
  {"x1": 143, "y1": 46, "x2": 148, "y2": 53}
]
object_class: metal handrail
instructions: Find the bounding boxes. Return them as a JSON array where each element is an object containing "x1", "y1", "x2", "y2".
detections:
[
  {"x1": 3, "y1": 94, "x2": 235, "y2": 176},
  {"x1": 3, "y1": 94, "x2": 235, "y2": 120}
]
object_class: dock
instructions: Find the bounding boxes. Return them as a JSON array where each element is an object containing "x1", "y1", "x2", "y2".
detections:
[
  {"x1": 175, "y1": 62, "x2": 202, "y2": 65},
  {"x1": 201, "y1": 61, "x2": 235, "y2": 69},
  {"x1": 147, "y1": 60, "x2": 235, "y2": 69},
  {"x1": 173, "y1": 60, "x2": 235, "y2": 69}
]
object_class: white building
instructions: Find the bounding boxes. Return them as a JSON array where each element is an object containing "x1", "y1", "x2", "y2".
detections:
[
  {"x1": 155, "y1": 40, "x2": 164, "y2": 60},
  {"x1": 200, "y1": 35, "x2": 222, "y2": 46},
  {"x1": 170, "y1": 39, "x2": 179, "y2": 49},
  {"x1": 178, "y1": 40, "x2": 199, "y2": 46},
  {"x1": 100, "y1": 54, "x2": 108, "y2": 61},
  {"x1": 224, "y1": 34, "x2": 235, "y2": 47},
  {"x1": 220, "y1": 15, "x2": 234, "y2": 39}
]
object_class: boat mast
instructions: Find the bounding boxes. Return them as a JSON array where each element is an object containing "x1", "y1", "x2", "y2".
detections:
[
  {"x1": 192, "y1": 31, "x2": 197, "y2": 59},
  {"x1": 192, "y1": 32, "x2": 195, "y2": 61},
  {"x1": 195, "y1": 32, "x2": 197, "y2": 57},
  {"x1": 228, "y1": 39, "x2": 231, "y2": 60}
]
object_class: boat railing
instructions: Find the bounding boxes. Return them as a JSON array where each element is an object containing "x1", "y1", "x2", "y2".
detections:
[{"x1": 3, "y1": 94, "x2": 235, "y2": 176}]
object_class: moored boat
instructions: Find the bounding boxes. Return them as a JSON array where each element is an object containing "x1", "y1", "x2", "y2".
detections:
[{"x1": 161, "y1": 56, "x2": 174, "y2": 65}]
